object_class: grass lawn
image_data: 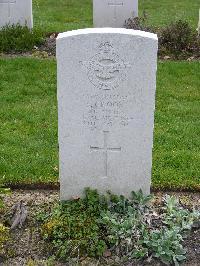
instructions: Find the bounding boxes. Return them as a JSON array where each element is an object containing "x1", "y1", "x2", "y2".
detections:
[
  {"x1": 33, "y1": 0, "x2": 200, "y2": 33},
  {"x1": 0, "y1": 58, "x2": 58, "y2": 185},
  {"x1": 153, "y1": 61, "x2": 200, "y2": 190},
  {"x1": 0, "y1": 58, "x2": 199, "y2": 190}
]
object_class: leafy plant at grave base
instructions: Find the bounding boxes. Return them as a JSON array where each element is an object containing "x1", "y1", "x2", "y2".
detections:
[
  {"x1": 138, "y1": 227, "x2": 186, "y2": 266},
  {"x1": 163, "y1": 195, "x2": 200, "y2": 231},
  {"x1": 100, "y1": 190, "x2": 199, "y2": 265},
  {"x1": 159, "y1": 20, "x2": 198, "y2": 56},
  {"x1": 39, "y1": 188, "x2": 200, "y2": 265},
  {"x1": 124, "y1": 12, "x2": 156, "y2": 33},
  {"x1": 0, "y1": 23, "x2": 44, "y2": 53},
  {"x1": 100, "y1": 190, "x2": 155, "y2": 259},
  {"x1": 125, "y1": 17, "x2": 199, "y2": 58},
  {"x1": 38, "y1": 188, "x2": 108, "y2": 260}
]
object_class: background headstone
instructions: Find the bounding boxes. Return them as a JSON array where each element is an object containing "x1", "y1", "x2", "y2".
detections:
[
  {"x1": 0, "y1": 0, "x2": 33, "y2": 29},
  {"x1": 93, "y1": 0, "x2": 138, "y2": 27},
  {"x1": 57, "y1": 28, "x2": 158, "y2": 200}
]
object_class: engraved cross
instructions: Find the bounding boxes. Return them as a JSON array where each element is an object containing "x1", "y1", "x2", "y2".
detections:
[
  {"x1": 108, "y1": 0, "x2": 124, "y2": 21},
  {"x1": 90, "y1": 131, "x2": 121, "y2": 177},
  {"x1": 0, "y1": 0, "x2": 16, "y2": 18}
]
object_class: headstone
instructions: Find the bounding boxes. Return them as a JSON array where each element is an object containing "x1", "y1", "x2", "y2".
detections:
[
  {"x1": 57, "y1": 28, "x2": 158, "y2": 200},
  {"x1": 93, "y1": 0, "x2": 138, "y2": 28},
  {"x1": 0, "y1": 0, "x2": 33, "y2": 29}
]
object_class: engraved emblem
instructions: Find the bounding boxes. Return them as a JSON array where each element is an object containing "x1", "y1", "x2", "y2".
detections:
[{"x1": 82, "y1": 42, "x2": 130, "y2": 90}]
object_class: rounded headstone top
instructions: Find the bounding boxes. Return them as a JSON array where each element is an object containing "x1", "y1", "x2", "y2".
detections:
[{"x1": 57, "y1": 28, "x2": 157, "y2": 41}]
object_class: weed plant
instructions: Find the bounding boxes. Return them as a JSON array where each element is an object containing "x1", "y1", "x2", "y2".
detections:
[
  {"x1": 38, "y1": 189, "x2": 199, "y2": 265},
  {"x1": 159, "y1": 20, "x2": 198, "y2": 56},
  {"x1": 0, "y1": 24, "x2": 43, "y2": 53},
  {"x1": 125, "y1": 18, "x2": 199, "y2": 58}
]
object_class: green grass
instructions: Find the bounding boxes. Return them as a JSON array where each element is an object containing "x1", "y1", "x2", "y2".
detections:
[
  {"x1": 0, "y1": 58, "x2": 199, "y2": 189},
  {"x1": 0, "y1": 58, "x2": 58, "y2": 185},
  {"x1": 153, "y1": 61, "x2": 200, "y2": 190},
  {"x1": 139, "y1": 0, "x2": 200, "y2": 29},
  {"x1": 33, "y1": 0, "x2": 199, "y2": 33},
  {"x1": 33, "y1": 0, "x2": 92, "y2": 33}
]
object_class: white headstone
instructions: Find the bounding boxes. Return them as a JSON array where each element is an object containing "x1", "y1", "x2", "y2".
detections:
[
  {"x1": 0, "y1": 0, "x2": 33, "y2": 29},
  {"x1": 57, "y1": 28, "x2": 158, "y2": 200},
  {"x1": 93, "y1": 0, "x2": 138, "y2": 28}
]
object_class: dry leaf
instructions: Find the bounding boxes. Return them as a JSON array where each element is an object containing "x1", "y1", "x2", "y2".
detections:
[{"x1": 11, "y1": 200, "x2": 28, "y2": 230}]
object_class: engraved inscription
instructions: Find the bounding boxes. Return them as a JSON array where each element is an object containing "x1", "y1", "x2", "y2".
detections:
[
  {"x1": 108, "y1": 0, "x2": 124, "y2": 21},
  {"x1": 90, "y1": 131, "x2": 121, "y2": 177},
  {"x1": 108, "y1": 0, "x2": 123, "y2": 6},
  {"x1": 82, "y1": 42, "x2": 130, "y2": 90},
  {"x1": 0, "y1": 0, "x2": 16, "y2": 3},
  {"x1": 0, "y1": 0, "x2": 16, "y2": 18},
  {"x1": 83, "y1": 92, "x2": 134, "y2": 130}
]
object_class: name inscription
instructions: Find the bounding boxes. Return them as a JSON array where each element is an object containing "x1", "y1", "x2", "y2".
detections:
[{"x1": 83, "y1": 92, "x2": 134, "y2": 130}]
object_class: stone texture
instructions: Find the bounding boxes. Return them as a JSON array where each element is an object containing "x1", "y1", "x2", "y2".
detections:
[
  {"x1": 93, "y1": 0, "x2": 138, "y2": 28},
  {"x1": 0, "y1": 0, "x2": 33, "y2": 29},
  {"x1": 57, "y1": 28, "x2": 158, "y2": 200}
]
